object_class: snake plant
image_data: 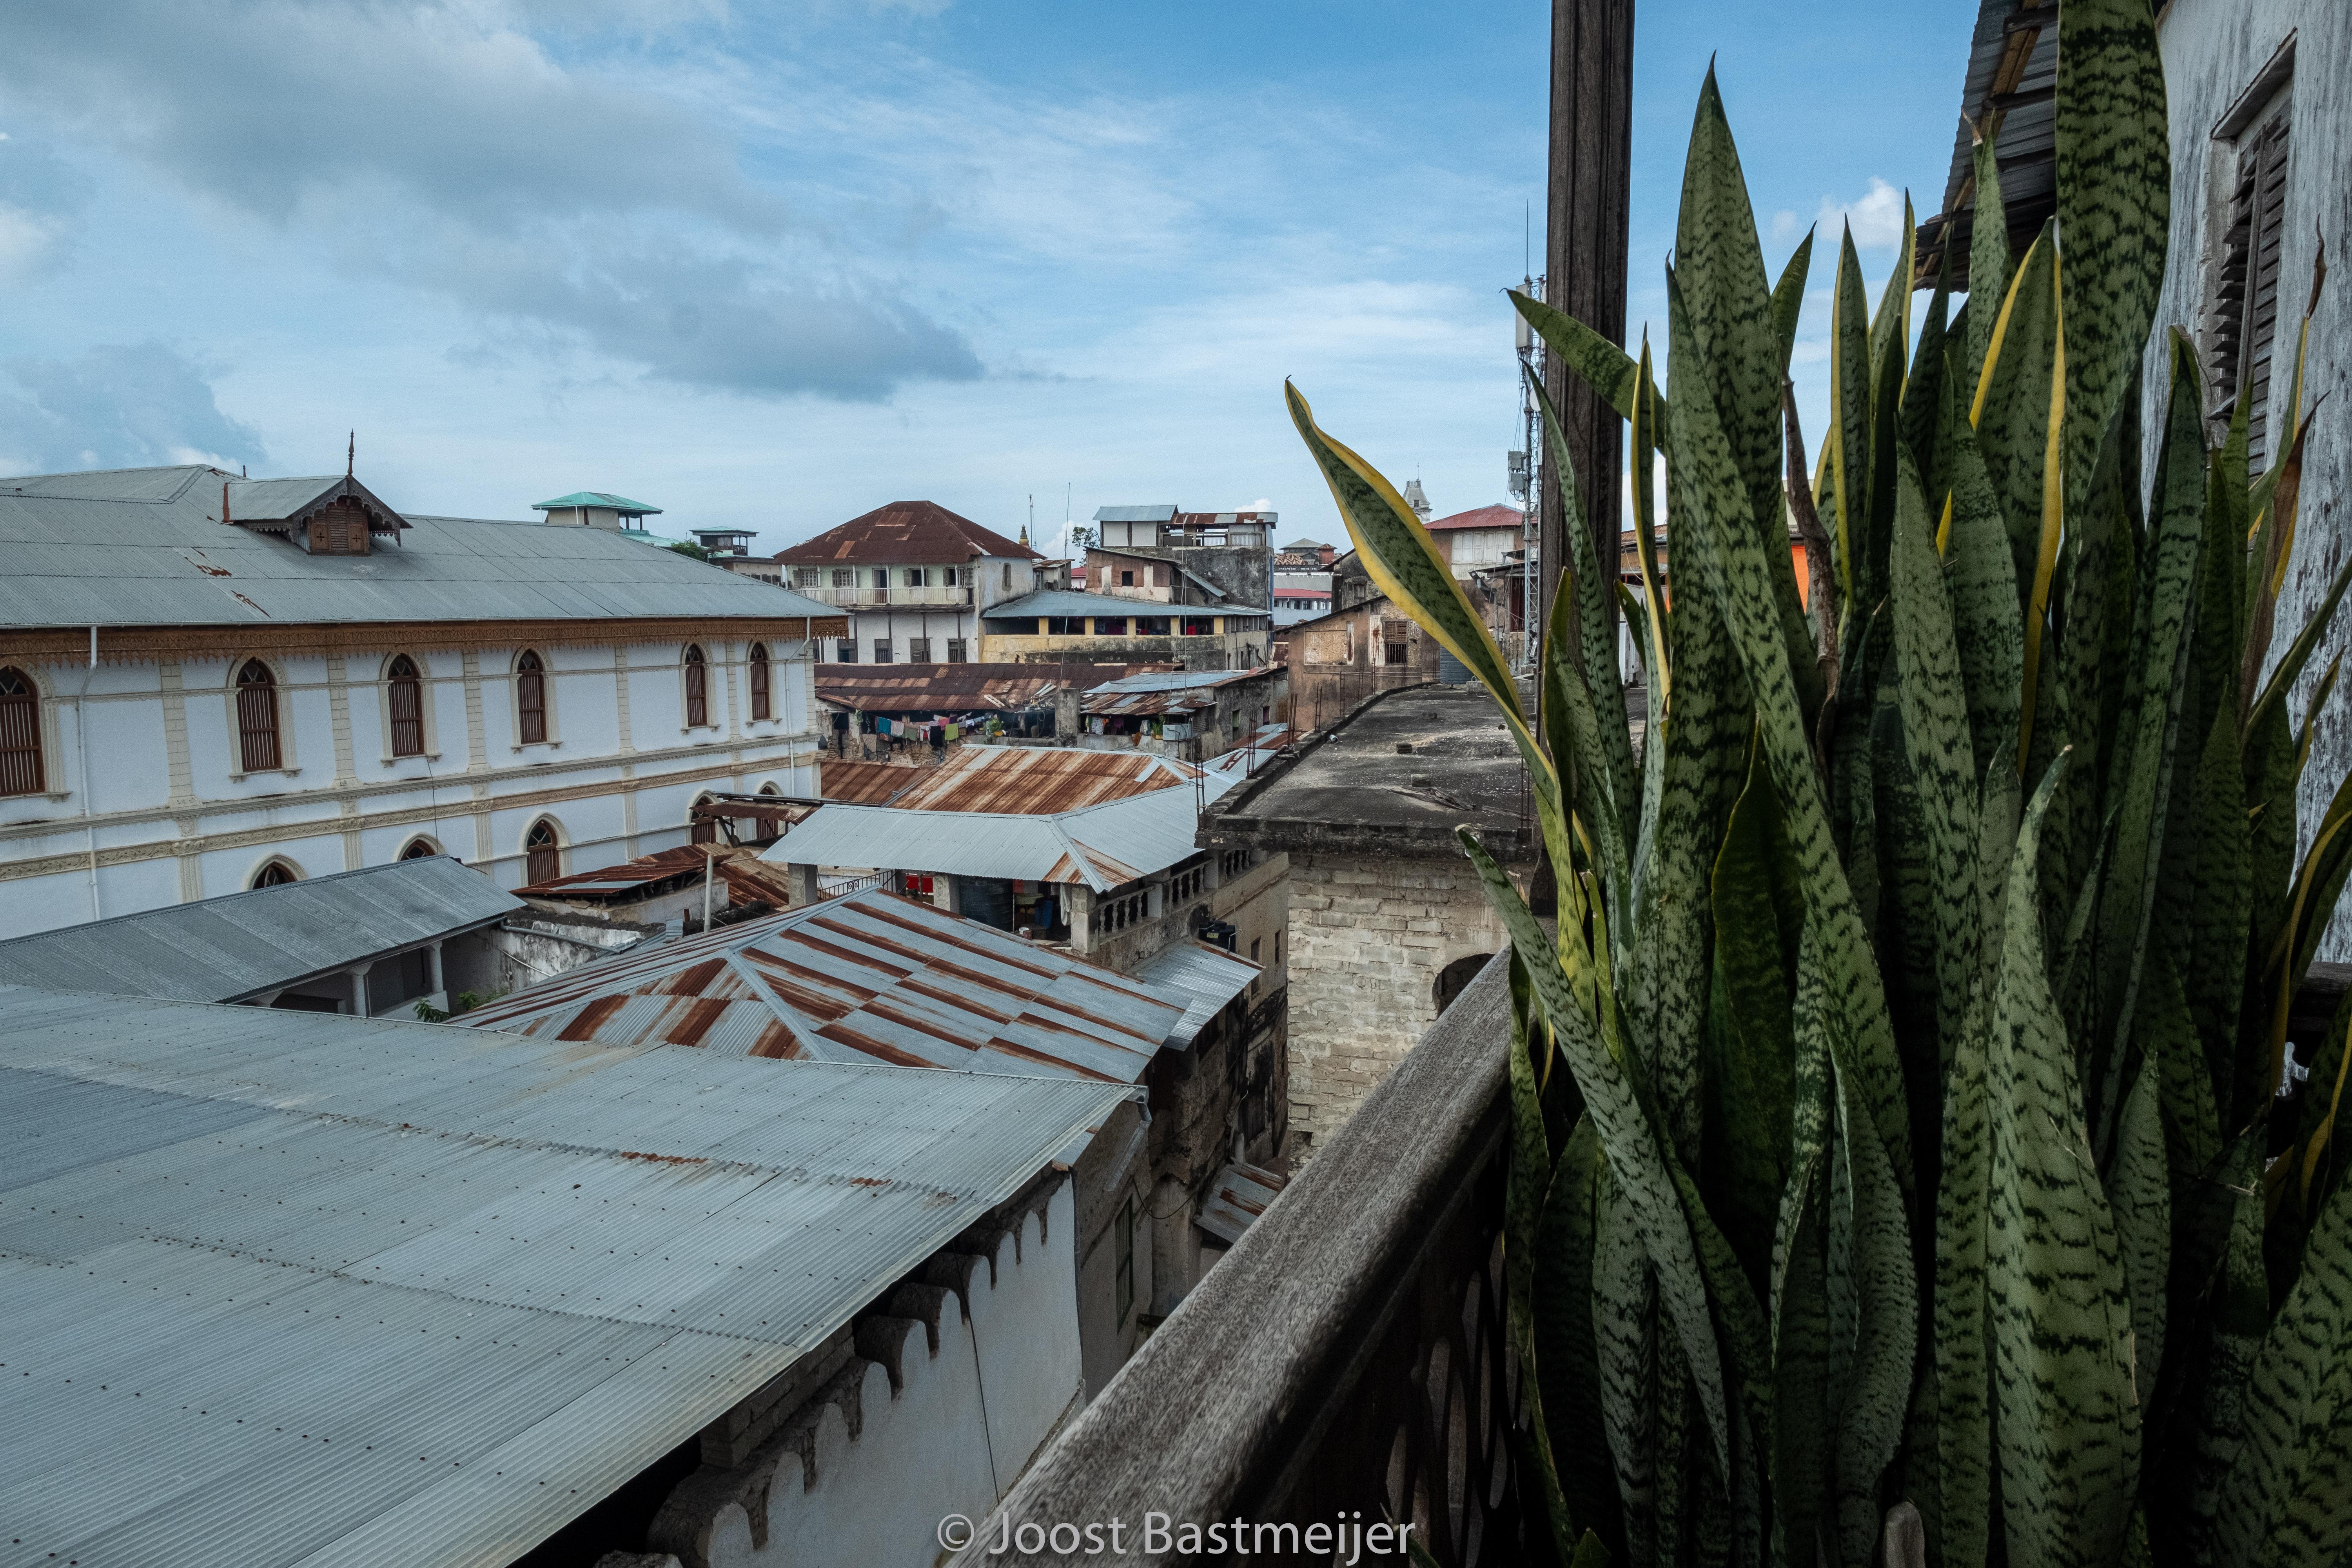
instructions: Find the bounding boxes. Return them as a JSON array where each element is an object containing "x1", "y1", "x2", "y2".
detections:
[{"x1": 1288, "y1": 4, "x2": 2352, "y2": 1563}]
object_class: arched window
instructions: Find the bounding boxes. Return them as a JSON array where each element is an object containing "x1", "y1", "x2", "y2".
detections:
[
  {"x1": 387, "y1": 655, "x2": 425, "y2": 757},
  {"x1": 748, "y1": 642, "x2": 771, "y2": 722},
  {"x1": 251, "y1": 858, "x2": 299, "y2": 889},
  {"x1": 516, "y1": 651, "x2": 547, "y2": 744},
  {"x1": 691, "y1": 791, "x2": 717, "y2": 846},
  {"x1": 399, "y1": 837, "x2": 439, "y2": 860},
  {"x1": 684, "y1": 644, "x2": 708, "y2": 728},
  {"x1": 524, "y1": 819, "x2": 561, "y2": 884},
  {"x1": 236, "y1": 660, "x2": 282, "y2": 772},
  {"x1": 0, "y1": 666, "x2": 42, "y2": 796}
]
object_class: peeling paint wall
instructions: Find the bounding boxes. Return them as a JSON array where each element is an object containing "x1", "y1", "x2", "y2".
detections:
[{"x1": 2141, "y1": 0, "x2": 2352, "y2": 954}]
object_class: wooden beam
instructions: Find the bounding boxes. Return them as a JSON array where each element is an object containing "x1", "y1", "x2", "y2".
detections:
[{"x1": 1540, "y1": 0, "x2": 1635, "y2": 662}]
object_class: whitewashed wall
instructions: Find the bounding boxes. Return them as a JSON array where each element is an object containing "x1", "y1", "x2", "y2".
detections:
[
  {"x1": 0, "y1": 636, "x2": 820, "y2": 939},
  {"x1": 2141, "y1": 0, "x2": 2352, "y2": 955}
]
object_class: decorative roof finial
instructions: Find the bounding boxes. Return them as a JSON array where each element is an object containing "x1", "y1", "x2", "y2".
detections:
[{"x1": 347, "y1": 431, "x2": 355, "y2": 477}]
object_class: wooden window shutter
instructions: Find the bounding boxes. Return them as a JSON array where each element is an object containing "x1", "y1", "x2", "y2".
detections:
[
  {"x1": 0, "y1": 667, "x2": 42, "y2": 796},
  {"x1": 684, "y1": 645, "x2": 708, "y2": 727},
  {"x1": 749, "y1": 643, "x2": 771, "y2": 721},
  {"x1": 236, "y1": 661, "x2": 282, "y2": 771},
  {"x1": 525, "y1": 820, "x2": 560, "y2": 884},
  {"x1": 2206, "y1": 99, "x2": 2293, "y2": 471},
  {"x1": 516, "y1": 651, "x2": 547, "y2": 744},
  {"x1": 387, "y1": 655, "x2": 425, "y2": 756}
]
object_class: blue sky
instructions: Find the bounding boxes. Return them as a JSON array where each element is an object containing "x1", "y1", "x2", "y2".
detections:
[{"x1": 0, "y1": 0, "x2": 1973, "y2": 557}]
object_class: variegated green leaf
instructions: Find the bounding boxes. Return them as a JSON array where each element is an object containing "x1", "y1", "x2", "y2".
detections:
[
  {"x1": 1771, "y1": 230, "x2": 1813, "y2": 379},
  {"x1": 2211, "y1": 1168, "x2": 2352, "y2": 1566},
  {"x1": 1537, "y1": 1116, "x2": 1622, "y2": 1554},
  {"x1": 1942, "y1": 370, "x2": 2024, "y2": 791},
  {"x1": 1507, "y1": 951, "x2": 1580, "y2": 1556},
  {"x1": 2055, "y1": 0, "x2": 2171, "y2": 512},
  {"x1": 1593, "y1": 1167, "x2": 1659, "y2": 1565},
  {"x1": 1935, "y1": 977, "x2": 1996, "y2": 1568},
  {"x1": 2107, "y1": 1054, "x2": 2170, "y2": 1403},
  {"x1": 1828, "y1": 227, "x2": 1873, "y2": 613},
  {"x1": 1513, "y1": 287, "x2": 1641, "y2": 426},
  {"x1": 1987, "y1": 753, "x2": 2141, "y2": 1568},
  {"x1": 1975, "y1": 223, "x2": 2058, "y2": 603},
  {"x1": 1964, "y1": 126, "x2": 2013, "y2": 396}
]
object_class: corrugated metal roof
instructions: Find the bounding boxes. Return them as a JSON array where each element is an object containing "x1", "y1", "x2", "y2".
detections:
[
  {"x1": 0, "y1": 856, "x2": 522, "y2": 1002},
  {"x1": 1424, "y1": 503, "x2": 1524, "y2": 533},
  {"x1": 1080, "y1": 666, "x2": 1276, "y2": 719},
  {"x1": 1915, "y1": 0, "x2": 2056, "y2": 291},
  {"x1": 765, "y1": 774, "x2": 1232, "y2": 891},
  {"x1": 981, "y1": 589, "x2": 1272, "y2": 623},
  {"x1": 1093, "y1": 505, "x2": 1178, "y2": 524},
  {"x1": 534, "y1": 491, "x2": 661, "y2": 514},
  {"x1": 0, "y1": 983, "x2": 1126, "y2": 1568},
  {"x1": 1134, "y1": 941, "x2": 1260, "y2": 1049},
  {"x1": 813, "y1": 662, "x2": 1173, "y2": 715},
  {"x1": 518, "y1": 845, "x2": 799, "y2": 909},
  {"x1": 776, "y1": 500, "x2": 1038, "y2": 566},
  {"x1": 887, "y1": 746, "x2": 1209, "y2": 813},
  {"x1": 1195, "y1": 1160, "x2": 1289, "y2": 1246},
  {"x1": 822, "y1": 758, "x2": 927, "y2": 805},
  {"x1": 1205, "y1": 724, "x2": 1296, "y2": 777},
  {"x1": 459, "y1": 886, "x2": 1185, "y2": 1081},
  {"x1": 0, "y1": 464, "x2": 834, "y2": 630}
]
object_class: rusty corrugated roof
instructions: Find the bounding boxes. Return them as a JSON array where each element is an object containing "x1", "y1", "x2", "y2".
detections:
[
  {"x1": 517, "y1": 844, "x2": 798, "y2": 908},
  {"x1": 814, "y1": 661, "x2": 1174, "y2": 715},
  {"x1": 456, "y1": 886, "x2": 1186, "y2": 1082},
  {"x1": 822, "y1": 758, "x2": 927, "y2": 805},
  {"x1": 777, "y1": 500, "x2": 1040, "y2": 565},
  {"x1": 884, "y1": 746, "x2": 1205, "y2": 813},
  {"x1": 1424, "y1": 503, "x2": 1524, "y2": 533}
]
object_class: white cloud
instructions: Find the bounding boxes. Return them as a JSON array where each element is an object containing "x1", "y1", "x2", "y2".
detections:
[
  {"x1": 1769, "y1": 209, "x2": 1801, "y2": 243},
  {"x1": 1816, "y1": 176, "x2": 1907, "y2": 254}
]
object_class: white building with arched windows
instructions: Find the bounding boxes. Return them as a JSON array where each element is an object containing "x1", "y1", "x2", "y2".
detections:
[{"x1": 0, "y1": 464, "x2": 841, "y2": 940}]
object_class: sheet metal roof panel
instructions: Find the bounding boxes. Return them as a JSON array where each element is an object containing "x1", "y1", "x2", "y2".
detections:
[
  {"x1": 1134, "y1": 941, "x2": 1263, "y2": 1048},
  {"x1": 1194, "y1": 1160, "x2": 1289, "y2": 1247},
  {"x1": 458, "y1": 890, "x2": 1187, "y2": 1083},
  {"x1": 0, "y1": 466, "x2": 833, "y2": 630},
  {"x1": 982, "y1": 588, "x2": 1272, "y2": 622},
  {"x1": 0, "y1": 856, "x2": 525, "y2": 1002},
  {"x1": 884, "y1": 745, "x2": 1210, "y2": 813},
  {"x1": 764, "y1": 781, "x2": 1227, "y2": 891},
  {"x1": 1093, "y1": 504, "x2": 1179, "y2": 523},
  {"x1": 0, "y1": 984, "x2": 1124, "y2": 1568}
]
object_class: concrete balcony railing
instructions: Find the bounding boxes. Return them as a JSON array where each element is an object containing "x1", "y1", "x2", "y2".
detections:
[
  {"x1": 806, "y1": 584, "x2": 976, "y2": 609},
  {"x1": 946, "y1": 951, "x2": 1526, "y2": 1568}
]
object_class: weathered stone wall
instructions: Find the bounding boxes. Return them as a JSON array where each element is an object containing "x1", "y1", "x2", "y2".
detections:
[{"x1": 1283, "y1": 851, "x2": 1504, "y2": 1152}]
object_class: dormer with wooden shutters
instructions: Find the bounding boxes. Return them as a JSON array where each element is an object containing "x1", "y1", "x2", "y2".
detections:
[
  {"x1": 222, "y1": 472, "x2": 410, "y2": 555},
  {"x1": 2202, "y1": 36, "x2": 2295, "y2": 473}
]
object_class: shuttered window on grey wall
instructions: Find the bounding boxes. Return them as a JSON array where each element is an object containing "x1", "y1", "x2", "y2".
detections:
[
  {"x1": 2205, "y1": 87, "x2": 2292, "y2": 473},
  {"x1": 387, "y1": 655, "x2": 424, "y2": 757},
  {"x1": 0, "y1": 667, "x2": 41, "y2": 796},
  {"x1": 236, "y1": 661, "x2": 281, "y2": 773}
]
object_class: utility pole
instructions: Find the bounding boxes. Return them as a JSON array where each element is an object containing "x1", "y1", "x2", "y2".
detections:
[{"x1": 1539, "y1": 0, "x2": 1635, "y2": 656}]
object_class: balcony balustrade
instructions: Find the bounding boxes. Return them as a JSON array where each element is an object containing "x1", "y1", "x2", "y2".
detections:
[
  {"x1": 805, "y1": 583, "x2": 976, "y2": 608},
  {"x1": 947, "y1": 951, "x2": 1527, "y2": 1568}
]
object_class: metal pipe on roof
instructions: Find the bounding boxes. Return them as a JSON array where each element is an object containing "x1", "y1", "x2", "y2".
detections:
[{"x1": 77, "y1": 625, "x2": 100, "y2": 921}]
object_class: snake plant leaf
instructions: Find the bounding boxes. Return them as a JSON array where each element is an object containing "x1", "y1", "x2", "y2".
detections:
[
  {"x1": 1506, "y1": 953, "x2": 1582, "y2": 1556},
  {"x1": 1771, "y1": 1149, "x2": 1835, "y2": 1568},
  {"x1": 2054, "y1": 0, "x2": 2171, "y2": 518},
  {"x1": 1285, "y1": 383, "x2": 1566, "y2": 864},
  {"x1": 1463, "y1": 828, "x2": 1737, "y2": 1480},
  {"x1": 1593, "y1": 1169, "x2": 1659, "y2": 1563},
  {"x1": 1866, "y1": 191, "x2": 1916, "y2": 412},
  {"x1": 2108, "y1": 1056, "x2": 2171, "y2": 1402},
  {"x1": 1974, "y1": 223, "x2": 2058, "y2": 608},
  {"x1": 1964, "y1": 126, "x2": 2013, "y2": 395},
  {"x1": 1537, "y1": 1116, "x2": 1623, "y2": 1555},
  {"x1": 1943, "y1": 381, "x2": 2025, "y2": 788},
  {"x1": 1629, "y1": 343, "x2": 1671, "y2": 702},
  {"x1": 2245, "y1": 552, "x2": 2352, "y2": 755},
  {"x1": 2211, "y1": 1169, "x2": 2352, "y2": 1566},
  {"x1": 1772, "y1": 229, "x2": 1814, "y2": 379},
  {"x1": 2178, "y1": 1135, "x2": 2272, "y2": 1558},
  {"x1": 1935, "y1": 980, "x2": 1996, "y2": 1568},
  {"x1": 1546, "y1": 587, "x2": 1635, "y2": 960},
  {"x1": 1707, "y1": 737, "x2": 1803, "y2": 1296},
  {"x1": 1668, "y1": 268, "x2": 1915, "y2": 1202},
  {"x1": 2143, "y1": 966, "x2": 2220, "y2": 1208},
  {"x1": 1890, "y1": 441, "x2": 1981, "y2": 1069},
  {"x1": 1514, "y1": 287, "x2": 1642, "y2": 427},
  {"x1": 2090, "y1": 332, "x2": 2208, "y2": 1076},
  {"x1": 1831, "y1": 1031, "x2": 1922, "y2": 1568},
  {"x1": 1987, "y1": 752, "x2": 2143, "y2": 1568},
  {"x1": 1828, "y1": 227, "x2": 1873, "y2": 612},
  {"x1": 1900, "y1": 272, "x2": 1953, "y2": 508},
  {"x1": 1532, "y1": 364, "x2": 1643, "y2": 832},
  {"x1": 2175, "y1": 708, "x2": 2254, "y2": 1113}
]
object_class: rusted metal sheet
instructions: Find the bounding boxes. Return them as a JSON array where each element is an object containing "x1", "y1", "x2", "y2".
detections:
[
  {"x1": 821, "y1": 759, "x2": 926, "y2": 805},
  {"x1": 885, "y1": 746, "x2": 1206, "y2": 813},
  {"x1": 776, "y1": 499, "x2": 1038, "y2": 567},
  {"x1": 456, "y1": 885, "x2": 1187, "y2": 1082},
  {"x1": 517, "y1": 844, "x2": 798, "y2": 909},
  {"x1": 1195, "y1": 1160, "x2": 1290, "y2": 1245}
]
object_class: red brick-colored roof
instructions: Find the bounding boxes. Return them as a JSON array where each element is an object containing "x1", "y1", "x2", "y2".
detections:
[
  {"x1": 777, "y1": 500, "x2": 1040, "y2": 565},
  {"x1": 1425, "y1": 504, "x2": 1524, "y2": 532}
]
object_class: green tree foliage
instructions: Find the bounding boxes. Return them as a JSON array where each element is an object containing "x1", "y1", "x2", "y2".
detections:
[{"x1": 1287, "y1": 7, "x2": 2352, "y2": 1561}]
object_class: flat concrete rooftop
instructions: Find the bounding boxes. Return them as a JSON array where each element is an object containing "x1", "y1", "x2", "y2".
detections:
[{"x1": 1202, "y1": 683, "x2": 1534, "y2": 860}]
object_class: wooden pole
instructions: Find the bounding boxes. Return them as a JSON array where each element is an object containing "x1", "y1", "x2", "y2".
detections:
[{"x1": 1540, "y1": 0, "x2": 1635, "y2": 661}]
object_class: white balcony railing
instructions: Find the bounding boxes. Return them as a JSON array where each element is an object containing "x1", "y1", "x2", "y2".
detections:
[{"x1": 805, "y1": 584, "x2": 976, "y2": 609}]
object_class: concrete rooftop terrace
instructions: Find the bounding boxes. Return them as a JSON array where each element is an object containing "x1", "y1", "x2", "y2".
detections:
[{"x1": 1201, "y1": 683, "x2": 1535, "y2": 860}]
